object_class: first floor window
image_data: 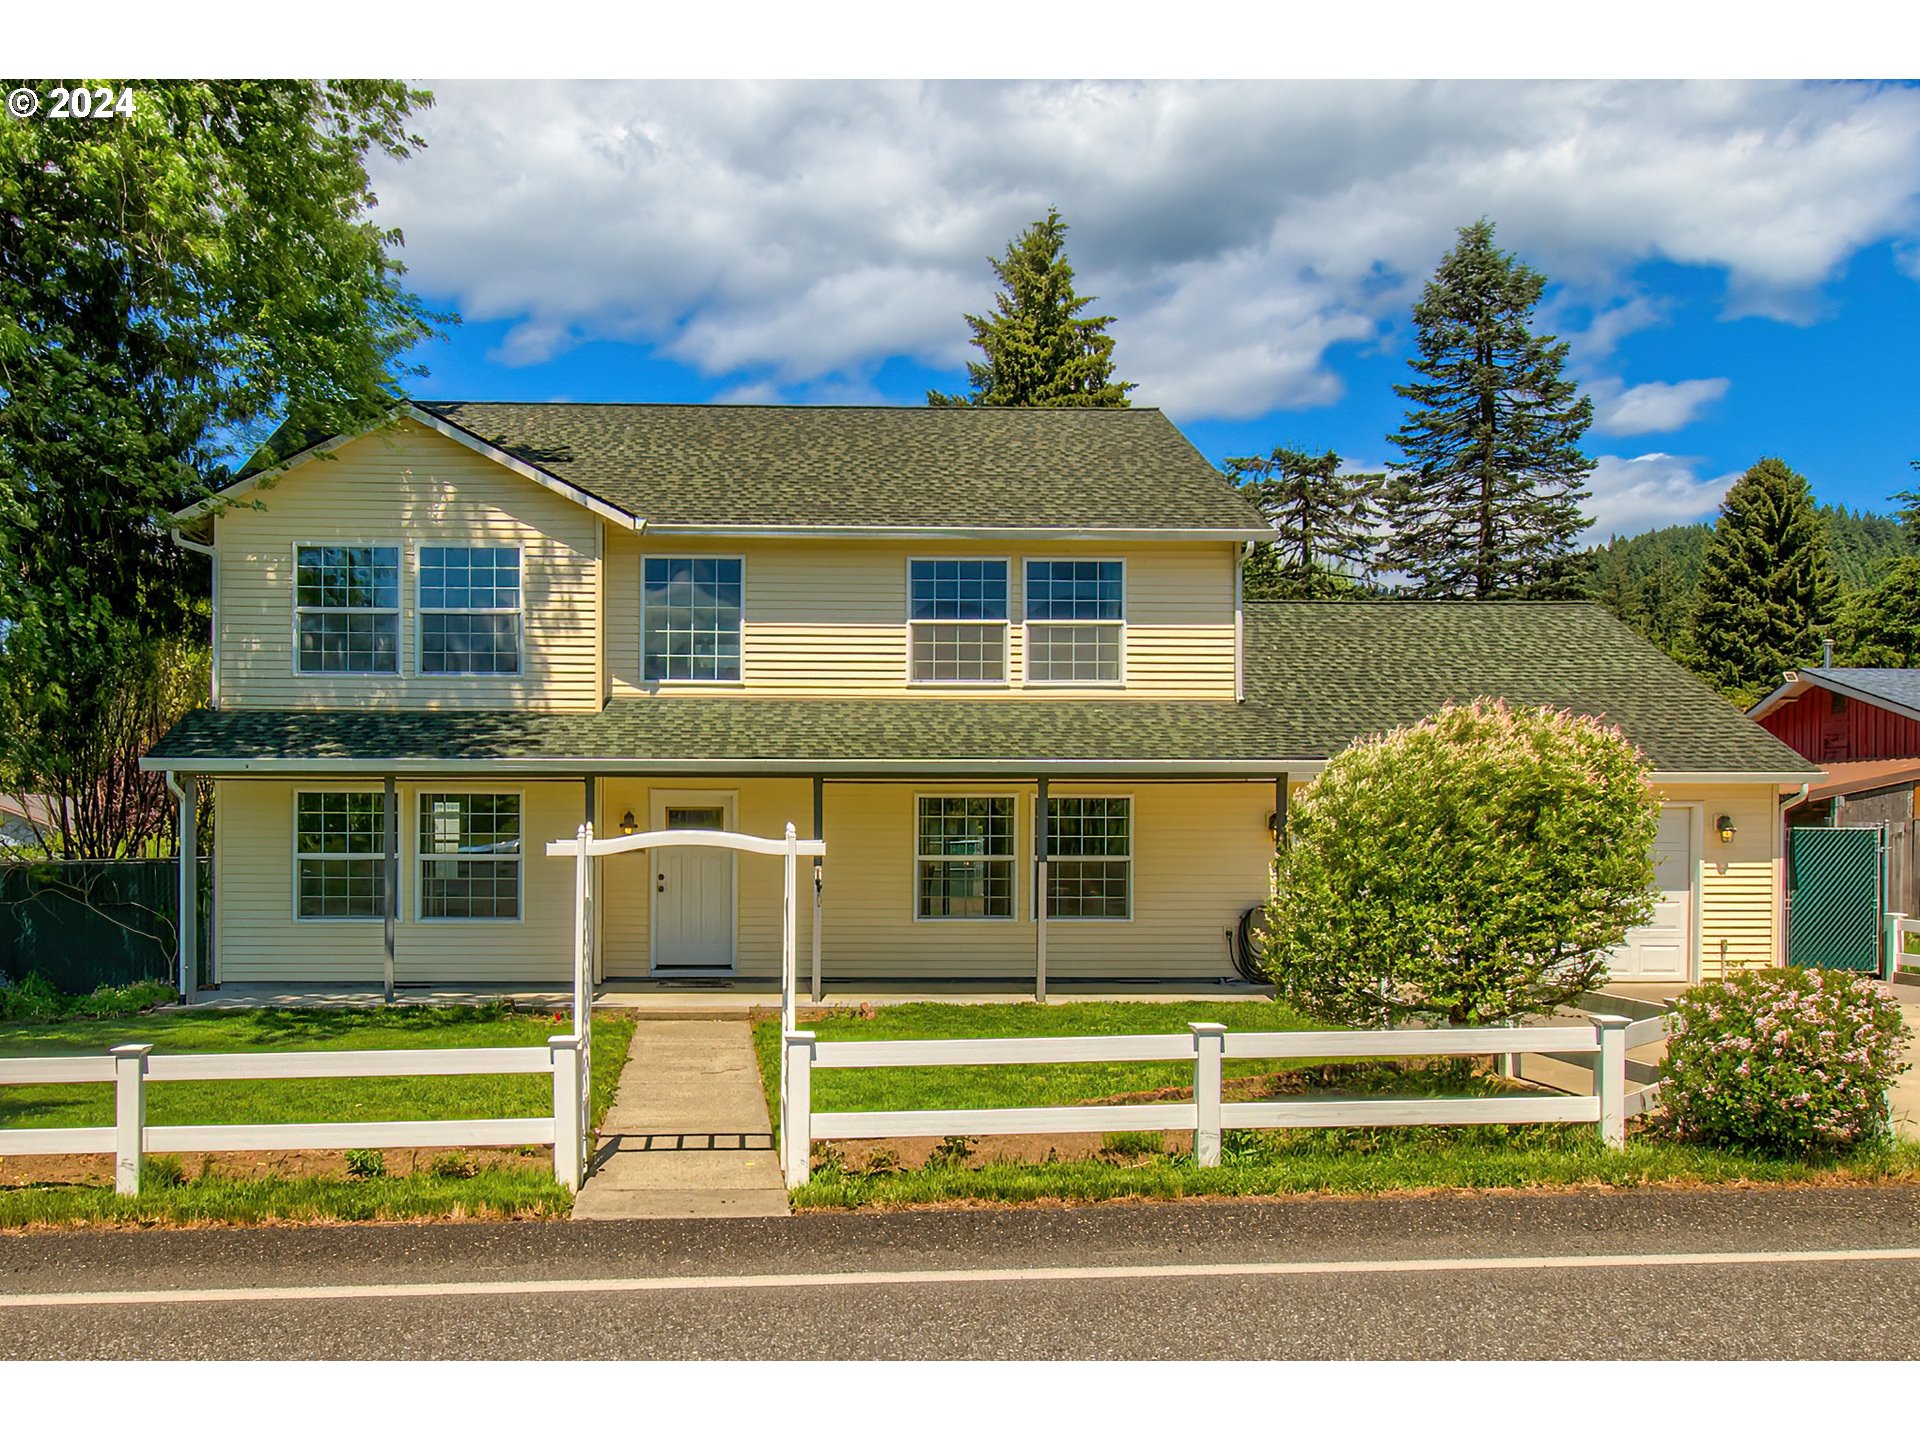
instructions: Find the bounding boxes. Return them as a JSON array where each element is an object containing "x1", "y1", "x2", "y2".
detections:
[
  {"x1": 644, "y1": 557, "x2": 743, "y2": 682},
  {"x1": 910, "y1": 559, "x2": 1008, "y2": 683},
  {"x1": 296, "y1": 545, "x2": 399, "y2": 673},
  {"x1": 1045, "y1": 797, "x2": 1131, "y2": 919},
  {"x1": 1025, "y1": 559, "x2": 1123, "y2": 684},
  {"x1": 419, "y1": 546, "x2": 522, "y2": 675},
  {"x1": 916, "y1": 796, "x2": 1014, "y2": 919},
  {"x1": 296, "y1": 791, "x2": 388, "y2": 919},
  {"x1": 419, "y1": 792, "x2": 522, "y2": 920}
]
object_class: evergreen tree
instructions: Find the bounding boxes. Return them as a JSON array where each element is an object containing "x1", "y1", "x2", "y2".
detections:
[
  {"x1": 1379, "y1": 219, "x2": 1595, "y2": 597},
  {"x1": 1225, "y1": 446, "x2": 1382, "y2": 599},
  {"x1": 927, "y1": 208, "x2": 1134, "y2": 407},
  {"x1": 1893, "y1": 461, "x2": 1920, "y2": 544},
  {"x1": 1834, "y1": 556, "x2": 1920, "y2": 667},
  {"x1": 1685, "y1": 457, "x2": 1838, "y2": 702}
]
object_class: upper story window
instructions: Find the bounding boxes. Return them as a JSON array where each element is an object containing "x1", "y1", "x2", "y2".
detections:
[
  {"x1": 909, "y1": 559, "x2": 1008, "y2": 684},
  {"x1": 419, "y1": 546, "x2": 522, "y2": 676},
  {"x1": 644, "y1": 557, "x2": 743, "y2": 683},
  {"x1": 1025, "y1": 560, "x2": 1123, "y2": 685},
  {"x1": 295, "y1": 545, "x2": 398, "y2": 674}
]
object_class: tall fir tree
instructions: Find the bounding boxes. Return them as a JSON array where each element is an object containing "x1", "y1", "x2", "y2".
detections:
[
  {"x1": 1225, "y1": 446, "x2": 1383, "y2": 598},
  {"x1": 1685, "y1": 457, "x2": 1838, "y2": 702},
  {"x1": 927, "y1": 208, "x2": 1134, "y2": 407},
  {"x1": 1379, "y1": 219, "x2": 1595, "y2": 597}
]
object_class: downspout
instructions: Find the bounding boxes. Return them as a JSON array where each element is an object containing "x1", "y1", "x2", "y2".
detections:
[
  {"x1": 1234, "y1": 541, "x2": 1251, "y2": 703},
  {"x1": 170, "y1": 528, "x2": 219, "y2": 709}
]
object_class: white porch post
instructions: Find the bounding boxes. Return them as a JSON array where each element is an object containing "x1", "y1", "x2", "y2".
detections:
[
  {"x1": 1035, "y1": 778, "x2": 1049, "y2": 1003},
  {"x1": 811, "y1": 775, "x2": 824, "y2": 1003},
  {"x1": 382, "y1": 775, "x2": 397, "y2": 1004},
  {"x1": 175, "y1": 775, "x2": 198, "y2": 1003}
]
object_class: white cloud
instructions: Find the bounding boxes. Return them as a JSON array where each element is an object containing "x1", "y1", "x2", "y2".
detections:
[
  {"x1": 1584, "y1": 453, "x2": 1737, "y2": 539},
  {"x1": 376, "y1": 80, "x2": 1920, "y2": 418},
  {"x1": 1588, "y1": 376, "x2": 1731, "y2": 435}
]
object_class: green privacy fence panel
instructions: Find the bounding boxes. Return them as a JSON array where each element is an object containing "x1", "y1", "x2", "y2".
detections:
[
  {"x1": 0, "y1": 860, "x2": 211, "y2": 993},
  {"x1": 1785, "y1": 826, "x2": 1882, "y2": 973}
]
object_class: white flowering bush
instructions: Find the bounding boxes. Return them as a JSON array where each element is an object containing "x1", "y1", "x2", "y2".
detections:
[
  {"x1": 1658, "y1": 968, "x2": 1911, "y2": 1156},
  {"x1": 1260, "y1": 699, "x2": 1661, "y2": 1027}
]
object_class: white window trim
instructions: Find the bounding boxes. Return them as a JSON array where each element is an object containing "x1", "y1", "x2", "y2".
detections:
[
  {"x1": 905, "y1": 556, "x2": 1012, "y2": 688},
  {"x1": 639, "y1": 553, "x2": 748, "y2": 688},
  {"x1": 292, "y1": 785, "x2": 394, "y2": 924},
  {"x1": 414, "y1": 542, "x2": 525, "y2": 678},
  {"x1": 414, "y1": 788, "x2": 527, "y2": 925},
  {"x1": 1022, "y1": 557, "x2": 1128, "y2": 688},
  {"x1": 1038, "y1": 792, "x2": 1135, "y2": 923},
  {"x1": 291, "y1": 540, "x2": 404, "y2": 678},
  {"x1": 912, "y1": 791, "x2": 1020, "y2": 923}
]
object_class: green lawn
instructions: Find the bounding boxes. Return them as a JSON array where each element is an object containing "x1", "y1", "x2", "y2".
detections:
[
  {"x1": 753, "y1": 999, "x2": 1337, "y2": 1120},
  {"x1": 793, "y1": 1127, "x2": 1920, "y2": 1209},
  {"x1": 0, "y1": 1004, "x2": 635, "y2": 1228},
  {"x1": 0, "y1": 1004, "x2": 634, "y2": 1132}
]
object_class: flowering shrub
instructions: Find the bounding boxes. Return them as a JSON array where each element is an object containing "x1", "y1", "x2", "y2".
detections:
[
  {"x1": 1260, "y1": 699, "x2": 1660, "y2": 1027},
  {"x1": 1658, "y1": 968, "x2": 1911, "y2": 1156}
]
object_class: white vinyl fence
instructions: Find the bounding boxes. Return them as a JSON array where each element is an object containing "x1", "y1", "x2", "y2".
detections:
[
  {"x1": 0, "y1": 1037, "x2": 586, "y2": 1196},
  {"x1": 1892, "y1": 914, "x2": 1920, "y2": 977},
  {"x1": 781, "y1": 1016, "x2": 1655, "y2": 1187}
]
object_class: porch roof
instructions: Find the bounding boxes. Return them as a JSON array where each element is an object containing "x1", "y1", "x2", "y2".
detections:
[{"x1": 144, "y1": 602, "x2": 1817, "y2": 781}]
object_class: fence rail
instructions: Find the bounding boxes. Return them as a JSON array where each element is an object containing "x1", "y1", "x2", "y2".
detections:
[
  {"x1": 0, "y1": 1037, "x2": 586, "y2": 1195},
  {"x1": 782, "y1": 1016, "x2": 1649, "y2": 1187}
]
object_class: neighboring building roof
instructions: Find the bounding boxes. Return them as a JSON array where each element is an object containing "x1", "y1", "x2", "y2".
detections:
[
  {"x1": 412, "y1": 401, "x2": 1272, "y2": 534},
  {"x1": 1794, "y1": 758, "x2": 1920, "y2": 804},
  {"x1": 1750, "y1": 666, "x2": 1920, "y2": 727},
  {"x1": 144, "y1": 602, "x2": 1819, "y2": 781}
]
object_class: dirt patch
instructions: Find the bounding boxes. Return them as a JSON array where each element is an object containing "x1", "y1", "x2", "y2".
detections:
[{"x1": 0, "y1": 1146, "x2": 551, "y2": 1189}]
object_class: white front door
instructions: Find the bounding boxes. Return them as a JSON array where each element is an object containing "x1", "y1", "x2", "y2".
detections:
[
  {"x1": 1607, "y1": 806, "x2": 1694, "y2": 981},
  {"x1": 651, "y1": 799, "x2": 736, "y2": 972}
]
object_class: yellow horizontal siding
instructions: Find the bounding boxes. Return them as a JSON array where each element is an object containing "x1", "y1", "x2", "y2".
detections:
[
  {"x1": 604, "y1": 536, "x2": 1239, "y2": 699},
  {"x1": 1651, "y1": 783, "x2": 1783, "y2": 978},
  {"x1": 215, "y1": 420, "x2": 601, "y2": 711},
  {"x1": 214, "y1": 779, "x2": 584, "y2": 984}
]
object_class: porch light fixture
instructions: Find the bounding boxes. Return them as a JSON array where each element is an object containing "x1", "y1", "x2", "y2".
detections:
[
  {"x1": 620, "y1": 809, "x2": 637, "y2": 836},
  {"x1": 1716, "y1": 814, "x2": 1736, "y2": 844}
]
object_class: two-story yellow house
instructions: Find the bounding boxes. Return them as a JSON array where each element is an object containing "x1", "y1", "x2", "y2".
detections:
[{"x1": 143, "y1": 401, "x2": 1818, "y2": 1000}]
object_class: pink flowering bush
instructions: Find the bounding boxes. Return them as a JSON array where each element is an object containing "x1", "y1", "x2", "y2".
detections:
[
  {"x1": 1261, "y1": 700, "x2": 1660, "y2": 1027},
  {"x1": 1658, "y1": 968, "x2": 1911, "y2": 1156}
]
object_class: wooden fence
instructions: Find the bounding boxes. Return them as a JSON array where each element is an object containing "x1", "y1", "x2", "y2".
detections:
[
  {"x1": 0, "y1": 1036, "x2": 586, "y2": 1194},
  {"x1": 780, "y1": 1016, "x2": 1657, "y2": 1186}
]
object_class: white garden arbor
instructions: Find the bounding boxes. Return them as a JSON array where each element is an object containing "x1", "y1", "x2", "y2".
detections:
[{"x1": 544, "y1": 820, "x2": 827, "y2": 1184}]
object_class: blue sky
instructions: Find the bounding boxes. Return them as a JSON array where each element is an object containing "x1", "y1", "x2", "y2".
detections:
[{"x1": 379, "y1": 80, "x2": 1920, "y2": 538}]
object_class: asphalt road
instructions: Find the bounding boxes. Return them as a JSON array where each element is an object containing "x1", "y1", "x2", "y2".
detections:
[{"x1": 4, "y1": 1187, "x2": 1919, "y2": 1359}]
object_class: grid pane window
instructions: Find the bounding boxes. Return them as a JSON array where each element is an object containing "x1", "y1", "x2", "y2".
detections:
[
  {"x1": 643, "y1": 557, "x2": 743, "y2": 682},
  {"x1": 1046, "y1": 797, "x2": 1131, "y2": 919},
  {"x1": 909, "y1": 560, "x2": 1008, "y2": 682},
  {"x1": 418, "y1": 793, "x2": 521, "y2": 920},
  {"x1": 419, "y1": 546, "x2": 521, "y2": 675},
  {"x1": 296, "y1": 791, "x2": 388, "y2": 919},
  {"x1": 295, "y1": 545, "x2": 398, "y2": 674},
  {"x1": 1025, "y1": 560, "x2": 1123, "y2": 683},
  {"x1": 916, "y1": 796, "x2": 1014, "y2": 920}
]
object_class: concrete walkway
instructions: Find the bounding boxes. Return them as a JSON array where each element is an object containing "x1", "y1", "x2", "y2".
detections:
[{"x1": 572, "y1": 1019, "x2": 788, "y2": 1221}]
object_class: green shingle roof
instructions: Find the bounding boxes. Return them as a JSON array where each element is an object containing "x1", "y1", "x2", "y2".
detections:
[
  {"x1": 415, "y1": 402, "x2": 1269, "y2": 532},
  {"x1": 146, "y1": 603, "x2": 1816, "y2": 779}
]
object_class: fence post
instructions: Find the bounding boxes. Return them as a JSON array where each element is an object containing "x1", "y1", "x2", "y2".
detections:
[
  {"x1": 1885, "y1": 911, "x2": 1906, "y2": 982},
  {"x1": 1190, "y1": 1022, "x2": 1226, "y2": 1167},
  {"x1": 110, "y1": 1043, "x2": 152, "y2": 1196},
  {"x1": 550, "y1": 1035, "x2": 583, "y2": 1192},
  {"x1": 784, "y1": 1030, "x2": 815, "y2": 1188},
  {"x1": 1595, "y1": 1015, "x2": 1629, "y2": 1150}
]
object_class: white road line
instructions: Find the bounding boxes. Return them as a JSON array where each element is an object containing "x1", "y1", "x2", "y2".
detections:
[{"x1": 3, "y1": 1246, "x2": 1919, "y2": 1310}]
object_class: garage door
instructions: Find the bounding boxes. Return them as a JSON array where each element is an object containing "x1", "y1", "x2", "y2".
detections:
[{"x1": 1607, "y1": 806, "x2": 1692, "y2": 981}]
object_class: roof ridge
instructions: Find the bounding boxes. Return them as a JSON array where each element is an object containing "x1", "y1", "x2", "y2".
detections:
[{"x1": 416, "y1": 399, "x2": 1166, "y2": 414}]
